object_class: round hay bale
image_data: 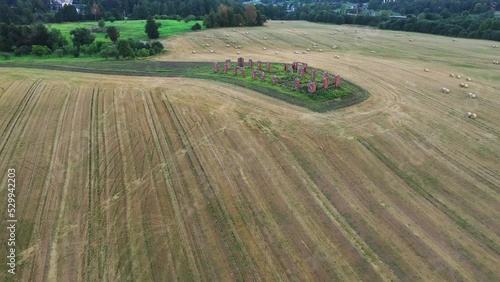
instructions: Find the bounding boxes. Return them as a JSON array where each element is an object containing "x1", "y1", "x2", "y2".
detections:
[
  {"x1": 466, "y1": 77, "x2": 471, "y2": 81},
  {"x1": 450, "y1": 74, "x2": 455, "y2": 78},
  {"x1": 424, "y1": 68, "x2": 429, "y2": 72},
  {"x1": 456, "y1": 75, "x2": 461, "y2": 79}
]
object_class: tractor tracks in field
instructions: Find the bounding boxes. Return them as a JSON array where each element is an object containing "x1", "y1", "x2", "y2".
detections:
[
  {"x1": 159, "y1": 91, "x2": 247, "y2": 280},
  {"x1": 141, "y1": 90, "x2": 203, "y2": 280},
  {"x1": 26, "y1": 90, "x2": 72, "y2": 281},
  {"x1": 359, "y1": 138, "x2": 500, "y2": 257},
  {"x1": 0, "y1": 79, "x2": 43, "y2": 157}
]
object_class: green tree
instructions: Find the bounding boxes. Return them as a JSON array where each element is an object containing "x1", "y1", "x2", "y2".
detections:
[
  {"x1": 59, "y1": 5, "x2": 79, "y2": 22},
  {"x1": 106, "y1": 26, "x2": 120, "y2": 43},
  {"x1": 245, "y1": 4, "x2": 257, "y2": 26},
  {"x1": 48, "y1": 28, "x2": 68, "y2": 50},
  {"x1": 116, "y1": 39, "x2": 135, "y2": 58},
  {"x1": 70, "y1": 28, "x2": 95, "y2": 52},
  {"x1": 145, "y1": 16, "x2": 159, "y2": 39}
]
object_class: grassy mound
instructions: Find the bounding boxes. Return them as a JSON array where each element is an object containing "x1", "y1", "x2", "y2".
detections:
[{"x1": 0, "y1": 60, "x2": 369, "y2": 112}]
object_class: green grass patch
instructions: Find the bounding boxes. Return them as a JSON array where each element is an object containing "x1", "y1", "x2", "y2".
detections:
[{"x1": 45, "y1": 19, "x2": 204, "y2": 42}]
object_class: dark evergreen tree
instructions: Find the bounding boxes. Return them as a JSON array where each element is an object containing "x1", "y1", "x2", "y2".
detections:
[
  {"x1": 106, "y1": 26, "x2": 119, "y2": 42},
  {"x1": 145, "y1": 15, "x2": 159, "y2": 39}
]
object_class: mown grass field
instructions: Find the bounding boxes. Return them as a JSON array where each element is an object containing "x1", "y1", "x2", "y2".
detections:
[
  {"x1": 45, "y1": 19, "x2": 204, "y2": 42},
  {"x1": 0, "y1": 21, "x2": 499, "y2": 281}
]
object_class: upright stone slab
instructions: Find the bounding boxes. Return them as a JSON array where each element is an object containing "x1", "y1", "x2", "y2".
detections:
[
  {"x1": 238, "y1": 57, "x2": 244, "y2": 67},
  {"x1": 266, "y1": 62, "x2": 271, "y2": 72},
  {"x1": 234, "y1": 67, "x2": 238, "y2": 76},
  {"x1": 323, "y1": 77, "x2": 328, "y2": 89},
  {"x1": 303, "y1": 63, "x2": 308, "y2": 73},
  {"x1": 252, "y1": 69, "x2": 258, "y2": 79},
  {"x1": 249, "y1": 59, "x2": 253, "y2": 68},
  {"x1": 241, "y1": 67, "x2": 246, "y2": 77},
  {"x1": 272, "y1": 75, "x2": 277, "y2": 85},
  {"x1": 334, "y1": 75, "x2": 341, "y2": 87},
  {"x1": 224, "y1": 60, "x2": 230, "y2": 73},
  {"x1": 258, "y1": 61, "x2": 262, "y2": 70},
  {"x1": 311, "y1": 69, "x2": 317, "y2": 81},
  {"x1": 260, "y1": 71, "x2": 265, "y2": 81},
  {"x1": 214, "y1": 62, "x2": 219, "y2": 73},
  {"x1": 284, "y1": 63, "x2": 288, "y2": 71},
  {"x1": 308, "y1": 81, "x2": 316, "y2": 94},
  {"x1": 294, "y1": 78, "x2": 300, "y2": 91}
]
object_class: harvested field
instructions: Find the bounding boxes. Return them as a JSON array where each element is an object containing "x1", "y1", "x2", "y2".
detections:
[{"x1": 1, "y1": 21, "x2": 499, "y2": 281}]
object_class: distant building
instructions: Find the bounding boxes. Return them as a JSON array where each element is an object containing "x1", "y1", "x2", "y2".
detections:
[{"x1": 50, "y1": 0, "x2": 83, "y2": 13}]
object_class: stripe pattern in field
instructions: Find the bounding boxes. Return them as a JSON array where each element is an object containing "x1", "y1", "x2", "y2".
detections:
[{"x1": 0, "y1": 67, "x2": 498, "y2": 281}]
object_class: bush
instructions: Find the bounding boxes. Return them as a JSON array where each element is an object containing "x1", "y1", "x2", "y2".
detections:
[
  {"x1": 191, "y1": 23, "x2": 201, "y2": 31},
  {"x1": 184, "y1": 15, "x2": 196, "y2": 23},
  {"x1": 109, "y1": 17, "x2": 116, "y2": 22},
  {"x1": 100, "y1": 47, "x2": 119, "y2": 59},
  {"x1": 63, "y1": 45, "x2": 76, "y2": 55},
  {"x1": 32, "y1": 45, "x2": 52, "y2": 57},
  {"x1": 0, "y1": 52, "x2": 11, "y2": 60},
  {"x1": 54, "y1": 49, "x2": 64, "y2": 58},
  {"x1": 137, "y1": 48, "x2": 149, "y2": 57},
  {"x1": 98, "y1": 19, "x2": 106, "y2": 28},
  {"x1": 150, "y1": 41, "x2": 164, "y2": 55},
  {"x1": 13, "y1": 45, "x2": 32, "y2": 56}
]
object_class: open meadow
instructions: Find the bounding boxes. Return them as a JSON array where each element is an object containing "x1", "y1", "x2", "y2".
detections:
[
  {"x1": 0, "y1": 21, "x2": 499, "y2": 281},
  {"x1": 45, "y1": 19, "x2": 204, "y2": 41}
]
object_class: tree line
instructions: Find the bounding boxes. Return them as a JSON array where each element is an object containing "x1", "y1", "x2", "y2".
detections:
[
  {"x1": 257, "y1": 1, "x2": 500, "y2": 42},
  {"x1": 203, "y1": 4, "x2": 266, "y2": 28},
  {"x1": 0, "y1": 0, "x2": 234, "y2": 24},
  {"x1": 0, "y1": 18, "x2": 164, "y2": 58}
]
